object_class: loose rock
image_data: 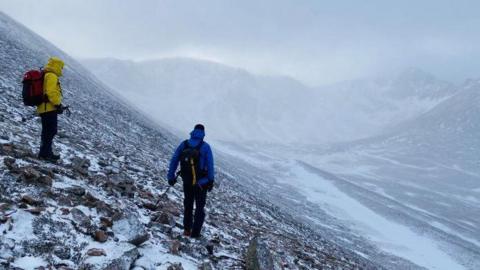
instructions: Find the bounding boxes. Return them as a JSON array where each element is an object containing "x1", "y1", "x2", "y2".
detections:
[{"x1": 86, "y1": 248, "x2": 106, "y2": 256}]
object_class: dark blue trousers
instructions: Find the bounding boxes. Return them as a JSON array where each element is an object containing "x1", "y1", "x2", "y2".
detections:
[
  {"x1": 39, "y1": 111, "x2": 58, "y2": 157},
  {"x1": 183, "y1": 184, "x2": 207, "y2": 236}
]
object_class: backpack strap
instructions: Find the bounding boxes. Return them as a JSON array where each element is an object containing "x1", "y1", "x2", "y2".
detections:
[
  {"x1": 184, "y1": 140, "x2": 204, "y2": 151},
  {"x1": 195, "y1": 141, "x2": 204, "y2": 151},
  {"x1": 183, "y1": 140, "x2": 190, "y2": 149}
]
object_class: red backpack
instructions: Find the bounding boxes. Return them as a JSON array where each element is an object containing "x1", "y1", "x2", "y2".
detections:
[{"x1": 22, "y1": 69, "x2": 46, "y2": 106}]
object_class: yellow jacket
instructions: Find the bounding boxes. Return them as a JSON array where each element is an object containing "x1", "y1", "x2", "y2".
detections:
[{"x1": 37, "y1": 57, "x2": 64, "y2": 114}]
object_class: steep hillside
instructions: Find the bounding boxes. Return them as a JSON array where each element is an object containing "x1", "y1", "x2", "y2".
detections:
[
  {"x1": 0, "y1": 12, "x2": 380, "y2": 270},
  {"x1": 286, "y1": 79, "x2": 480, "y2": 269},
  {"x1": 213, "y1": 78, "x2": 480, "y2": 269},
  {"x1": 313, "y1": 68, "x2": 456, "y2": 138}
]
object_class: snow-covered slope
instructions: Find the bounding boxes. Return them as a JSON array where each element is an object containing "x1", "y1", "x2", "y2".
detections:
[
  {"x1": 83, "y1": 58, "x2": 456, "y2": 144},
  {"x1": 213, "y1": 78, "x2": 479, "y2": 269},
  {"x1": 312, "y1": 68, "x2": 456, "y2": 139},
  {"x1": 0, "y1": 11, "x2": 382, "y2": 270},
  {"x1": 285, "y1": 79, "x2": 480, "y2": 269}
]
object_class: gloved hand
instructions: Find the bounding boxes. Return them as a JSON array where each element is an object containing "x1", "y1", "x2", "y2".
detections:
[
  {"x1": 168, "y1": 178, "x2": 177, "y2": 186},
  {"x1": 198, "y1": 178, "x2": 214, "y2": 191},
  {"x1": 207, "y1": 181, "x2": 214, "y2": 192},
  {"x1": 55, "y1": 104, "x2": 64, "y2": 114},
  {"x1": 56, "y1": 104, "x2": 70, "y2": 115}
]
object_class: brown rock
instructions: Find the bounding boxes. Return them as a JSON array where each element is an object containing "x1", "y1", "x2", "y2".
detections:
[
  {"x1": 60, "y1": 208, "x2": 70, "y2": 215},
  {"x1": 3, "y1": 157, "x2": 16, "y2": 170},
  {"x1": 0, "y1": 215, "x2": 9, "y2": 224},
  {"x1": 1, "y1": 144, "x2": 13, "y2": 154},
  {"x1": 22, "y1": 167, "x2": 42, "y2": 180},
  {"x1": 129, "y1": 233, "x2": 150, "y2": 246},
  {"x1": 0, "y1": 203, "x2": 11, "y2": 211},
  {"x1": 93, "y1": 230, "x2": 108, "y2": 243},
  {"x1": 154, "y1": 212, "x2": 175, "y2": 226},
  {"x1": 66, "y1": 186, "x2": 86, "y2": 196},
  {"x1": 169, "y1": 240, "x2": 181, "y2": 255},
  {"x1": 142, "y1": 202, "x2": 158, "y2": 211},
  {"x1": 18, "y1": 203, "x2": 28, "y2": 209},
  {"x1": 38, "y1": 175, "x2": 53, "y2": 186},
  {"x1": 26, "y1": 207, "x2": 46, "y2": 215},
  {"x1": 100, "y1": 216, "x2": 113, "y2": 228},
  {"x1": 167, "y1": 263, "x2": 184, "y2": 270},
  {"x1": 21, "y1": 195, "x2": 42, "y2": 206},
  {"x1": 86, "y1": 248, "x2": 106, "y2": 256}
]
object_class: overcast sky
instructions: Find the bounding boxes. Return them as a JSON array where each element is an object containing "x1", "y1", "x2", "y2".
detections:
[{"x1": 1, "y1": 0, "x2": 480, "y2": 85}]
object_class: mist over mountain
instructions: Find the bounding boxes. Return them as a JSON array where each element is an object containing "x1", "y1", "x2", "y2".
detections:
[
  {"x1": 83, "y1": 58, "x2": 457, "y2": 144},
  {"x1": 1, "y1": 1, "x2": 479, "y2": 269},
  {"x1": 0, "y1": 11, "x2": 386, "y2": 269}
]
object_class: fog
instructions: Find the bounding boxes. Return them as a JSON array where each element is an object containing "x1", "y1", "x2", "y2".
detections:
[
  {"x1": 1, "y1": 2, "x2": 479, "y2": 269},
  {"x1": 1, "y1": 0, "x2": 480, "y2": 85}
]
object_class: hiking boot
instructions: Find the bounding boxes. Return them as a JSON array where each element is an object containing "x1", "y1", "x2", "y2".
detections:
[
  {"x1": 183, "y1": 229, "x2": 192, "y2": 237},
  {"x1": 190, "y1": 232, "x2": 201, "y2": 239},
  {"x1": 50, "y1": 154, "x2": 61, "y2": 160},
  {"x1": 38, "y1": 154, "x2": 60, "y2": 162}
]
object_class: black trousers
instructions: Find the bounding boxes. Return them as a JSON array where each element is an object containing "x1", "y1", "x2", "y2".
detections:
[
  {"x1": 39, "y1": 111, "x2": 58, "y2": 157},
  {"x1": 183, "y1": 185, "x2": 208, "y2": 236}
]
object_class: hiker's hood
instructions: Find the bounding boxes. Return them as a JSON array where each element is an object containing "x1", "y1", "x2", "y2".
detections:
[
  {"x1": 188, "y1": 128, "x2": 205, "y2": 147},
  {"x1": 44, "y1": 57, "x2": 65, "y2": 77},
  {"x1": 190, "y1": 128, "x2": 205, "y2": 141}
]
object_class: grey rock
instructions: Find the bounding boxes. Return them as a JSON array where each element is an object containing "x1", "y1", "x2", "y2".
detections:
[
  {"x1": 113, "y1": 213, "x2": 149, "y2": 246},
  {"x1": 245, "y1": 236, "x2": 275, "y2": 270},
  {"x1": 54, "y1": 245, "x2": 72, "y2": 260},
  {"x1": 71, "y1": 157, "x2": 90, "y2": 175},
  {"x1": 103, "y1": 247, "x2": 139, "y2": 270},
  {"x1": 66, "y1": 186, "x2": 86, "y2": 197},
  {"x1": 167, "y1": 263, "x2": 184, "y2": 270},
  {"x1": 71, "y1": 207, "x2": 94, "y2": 234}
]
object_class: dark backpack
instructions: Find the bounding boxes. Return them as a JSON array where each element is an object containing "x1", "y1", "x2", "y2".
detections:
[
  {"x1": 179, "y1": 140, "x2": 206, "y2": 186},
  {"x1": 22, "y1": 69, "x2": 46, "y2": 106}
]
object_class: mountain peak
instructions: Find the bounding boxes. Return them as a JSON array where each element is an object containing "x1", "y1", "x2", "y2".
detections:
[{"x1": 395, "y1": 67, "x2": 438, "y2": 84}]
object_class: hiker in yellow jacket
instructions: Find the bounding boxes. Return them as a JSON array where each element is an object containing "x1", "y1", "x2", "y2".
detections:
[{"x1": 37, "y1": 57, "x2": 65, "y2": 161}]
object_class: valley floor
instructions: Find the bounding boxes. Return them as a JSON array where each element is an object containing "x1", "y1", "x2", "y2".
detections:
[{"x1": 216, "y1": 141, "x2": 480, "y2": 270}]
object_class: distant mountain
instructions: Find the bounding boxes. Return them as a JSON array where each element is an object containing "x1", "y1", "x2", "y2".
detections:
[
  {"x1": 298, "y1": 78, "x2": 480, "y2": 269},
  {"x1": 82, "y1": 57, "x2": 315, "y2": 143},
  {"x1": 83, "y1": 58, "x2": 458, "y2": 144},
  {"x1": 387, "y1": 78, "x2": 480, "y2": 170}
]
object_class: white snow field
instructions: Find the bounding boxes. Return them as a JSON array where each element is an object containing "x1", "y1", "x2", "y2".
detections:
[{"x1": 289, "y1": 163, "x2": 466, "y2": 270}]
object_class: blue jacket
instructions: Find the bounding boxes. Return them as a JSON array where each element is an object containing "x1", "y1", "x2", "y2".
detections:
[{"x1": 168, "y1": 128, "x2": 215, "y2": 184}]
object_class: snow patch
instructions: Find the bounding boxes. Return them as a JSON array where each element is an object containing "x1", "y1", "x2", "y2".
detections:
[
  {"x1": 291, "y1": 164, "x2": 466, "y2": 270},
  {"x1": 11, "y1": 256, "x2": 47, "y2": 269}
]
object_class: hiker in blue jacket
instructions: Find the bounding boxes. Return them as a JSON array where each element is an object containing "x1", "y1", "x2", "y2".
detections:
[{"x1": 167, "y1": 124, "x2": 214, "y2": 238}]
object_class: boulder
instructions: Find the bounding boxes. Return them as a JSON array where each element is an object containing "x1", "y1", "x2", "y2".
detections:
[
  {"x1": 65, "y1": 186, "x2": 86, "y2": 197},
  {"x1": 169, "y1": 240, "x2": 181, "y2": 255},
  {"x1": 3, "y1": 157, "x2": 16, "y2": 170},
  {"x1": 93, "y1": 230, "x2": 108, "y2": 243},
  {"x1": 25, "y1": 207, "x2": 46, "y2": 215},
  {"x1": 71, "y1": 157, "x2": 90, "y2": 176},
  {"x1": 167, "y1": 263, "x2": 184, "y2": 270},
  {"x1": 153, "y1": 212, "x2": 175, "y2": 227},
  {"x1": 71, "y1": 208, "x2": 94, "y2": 234},
  {"x1": 86, "y1": 248, "x2": 106, "y2": 256},
  {"x1": 112, "y1": 213, "x2": 149, "y2": 246},
  {"x1": 21, "y1": 195, "x2": 42, "y2": 206},
  {"x1": 103, "y1": 248, "x2": 139, "y2": 270},
  {"x1": 245, "y1": 236, "x2": 275, "y2": 270}
]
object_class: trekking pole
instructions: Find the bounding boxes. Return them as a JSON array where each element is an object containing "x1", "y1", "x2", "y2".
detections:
[
  {"x1": 63, "y1": 105, "x2": 72, "y2": 117},
  {"x1": 21, "y1": 113, "x2": 38, "y2": 123},
  {"x1": 155, "y1": 171, "x2": 181, "y2": 206}
]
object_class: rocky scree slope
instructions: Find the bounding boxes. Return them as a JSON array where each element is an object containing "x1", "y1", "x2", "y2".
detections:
[{"x1": 0, "y1": 12, "x2": 381, "y2": 270}]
